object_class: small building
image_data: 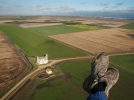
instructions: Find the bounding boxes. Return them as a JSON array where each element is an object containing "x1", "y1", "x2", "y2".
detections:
[
  {"x1": 45, "y1": 67, "x2": 53, "y2": 74},
  {"x1": 37, "y1": 54, "x2": 48, "y2": 65}
]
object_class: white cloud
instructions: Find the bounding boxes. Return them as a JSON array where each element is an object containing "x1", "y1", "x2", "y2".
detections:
[
  {"x1": 127, "y1": 7, "x2": 134, "y2": 13},
  {"x1": 13, "y1": 4, "x2": 22, "y2": 7},
  {"x1": 111, "y1": 3, "x2": 123, "y2": 9},
  {"x1": 79, "y1": 2, "x2": 88, "y2": 5},
  {"x1": 105, "y1": 6, "x2": 109, "y2": 8},
  {"x1": 38, "y1": 6, "x2": 76, "y2": 12},
  {"x1": 57, "y1": 6, "x2": 76, "y2": 12},
  {"x1": 36, "y1": 5, "x2": 44, "y2": 8},
  {"x1": 111, "y1": 5, "x2": 118, "y2": 9},
  {"x1": 39, "y1": 7, "x2": 54, "y2": 12},
  {"x1": 127, "y1": 7, "x2": 134, "y2": 9},
  {"x1": 117, "y1": 3, "x2": 123, "y2": 6},
  {"x1": 100, "y1": 3, "x2": 109, "y2": 6}
]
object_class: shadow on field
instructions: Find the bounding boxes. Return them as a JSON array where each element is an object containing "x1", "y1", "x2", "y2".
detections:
[
  {"x1": 5, "y1": 20, "x2": 82, "y2": 25},
  {"x1": 127, "y1": 34, "x2": 134, "y2": 39},
  {"x1": 63, "y1": 22, "x2": 82, "y2": 25},
  {"x1": 45, "y1": 40, "x2": 55, "y2": 44},
  {"x1": 5, "y1": 21, "x2": 59, "y2": 24},
  {"x1": 114, "y1": 34, "x2": 128, "y2": 39},
  {"x1": 64, "y1": 72, "x2": 72, "y2": 79},
  {"x1": 36, "y1": 76, "x2": 62, "y2": 89}
]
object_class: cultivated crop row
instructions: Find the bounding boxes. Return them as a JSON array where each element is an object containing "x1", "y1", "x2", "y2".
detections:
[{"x1": 50, "y1": 28, "x2": 134, "y2": 54}]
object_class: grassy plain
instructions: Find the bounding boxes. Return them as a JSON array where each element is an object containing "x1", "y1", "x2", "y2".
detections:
[
  {"x1": 59, "y1": 59, "x2": 134, "y2": 100},
  {"x1": 120, "y1": 23, "x2": 134, "y2": 30},
  {"x1": 59, "y1": 60, "x2": 91, "y2": 87},
  {"x1": 110, "y1": 54, "x2": 134, "y2": 71},
  {"x1": 0, "y1": 24, "x2": 87, "y2": 58},
  {"x1": 27, "y1": 55, "x2": 134, "y2": 100},
  {"x1": 28, "y1": 24, "x2": 106, "y2": 35},
  {"x1": 27, "y1": 77, "x2": 87, "y2": 100},
  {"x1": 26, "y1": 60, "x2": 90, "y2": 100}
]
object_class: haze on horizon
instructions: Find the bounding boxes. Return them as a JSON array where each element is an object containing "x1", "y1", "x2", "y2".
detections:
[{"x1": 0, "y1": 0, "x2": 134, "y2": 18}]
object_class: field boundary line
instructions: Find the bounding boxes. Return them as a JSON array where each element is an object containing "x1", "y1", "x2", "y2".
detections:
[
  {"x1": 21, "y1": 27, "x2": 91, "y2": 57},
  {"x1": 11, "y1": 31, "x2": 46, "y2": 55},
  {"x1": 49, "y1": 34, "x2": 134, "y2": 55},
  {"x1": 48, "y1": 36, "x2": 93, "y2": 55},
  {"x1": 109, "y1": 53, "x2": 134, "y2": 73},
  {"x1": 109, "y1": 52, "x2": 134, "y2": 56},
  {"x1": 110, "y1": 61, "x2": 134, "y2": 73},
  {"x1": 69, "y1": 34, "x2": 123, "y2": 51},
  {"x1": 22, "y1": 27, "x2": 92, "y2": 56},
  {"x1": 0, "y1": 31, "x2": 33, "y2": 100},
  {"x1": 62, "y1": 74, "x2": 88, "y2": 97}
]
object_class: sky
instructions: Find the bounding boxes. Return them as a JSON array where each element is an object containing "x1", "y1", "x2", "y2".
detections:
[{"x1": 0, "y1": 0, "x2": 134, "y2": 18}]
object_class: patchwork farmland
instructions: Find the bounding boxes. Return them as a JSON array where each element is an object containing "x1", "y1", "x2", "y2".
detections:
[
  {"x1": 0, "y1": 17, "x2": 134, "y2": 100},
  {"x1": 50, "y1": 28, "x2": 134, "y2": 55},
  {"x1": 28, "y1": 24, "x2": 106, "y2": 35}
]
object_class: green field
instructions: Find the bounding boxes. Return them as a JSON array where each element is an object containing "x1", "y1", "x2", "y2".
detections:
[
  {"x1": 110, "y1": 54, "x2": 134, "y2": 71},
  {"x1": 0, "y1": 24, "x2": 87, "y2": 58},
  {"x1": 120, "y1": 23, "x2": 134, "y2": 30},
  {"x1": 27, "y1": 54, "x2": 134, "y2": 100},
  {"x1": 59, "y1": 60, "x2": 91, "y2": 88},
  {"x1": 26, "y1": 60, "x2": 90, "y2": 100},
  {"x1": 28, "y1": 24, "x2": 107, "y2": 35},
  {"x1": 27, "y1": 77, "x2": 87, "y2": 100},
  {"x1": 60, "y1": 59, "x2": 134, "y2": 100},
  {"x1": 59, "y1": 59, "x2": 134, "y2": 100}
]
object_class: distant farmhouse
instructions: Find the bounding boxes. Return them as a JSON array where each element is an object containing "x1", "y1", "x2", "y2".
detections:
[
  {"x1": 37, "y1": 54, "x2": 48, "y2": 65},
  {"x1": 45, "y1": 67, "x2": 53, "y2": 74}
]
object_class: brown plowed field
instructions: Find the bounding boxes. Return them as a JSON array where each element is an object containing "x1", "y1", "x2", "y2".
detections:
[
  {"x1": 0, "y1": 32, "x2": 29, "y2": 95},
  {"x1": 50, "y1": 28, "x2": 134, "y2": 54}
]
